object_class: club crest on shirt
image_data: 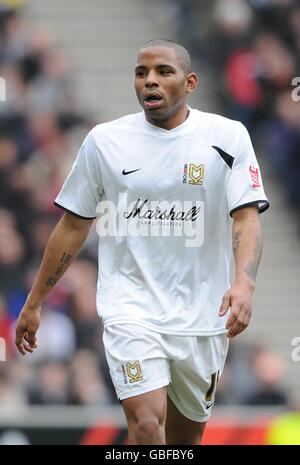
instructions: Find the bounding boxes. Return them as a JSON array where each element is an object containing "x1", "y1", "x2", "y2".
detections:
[
  {"x1": 249, "y1": 163, "x2": 260, "y2": 188},
  {"x1": 183, "y1": 163, "x2": 204, "y2": 185},
  {"x1": 121, "y1": 361, "x2": 143, "y2": 384}
]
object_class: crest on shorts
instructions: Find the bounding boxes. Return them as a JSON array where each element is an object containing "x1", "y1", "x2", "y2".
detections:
[{"x1": 121, "y1": 361, "x2": 143, "y2": 384}]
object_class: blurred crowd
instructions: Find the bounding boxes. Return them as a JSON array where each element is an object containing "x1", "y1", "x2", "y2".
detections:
[
  {"x1": 170, "y1": 0, "x2": 300, "y2": 218},
  {"x1": 0, "y1": 0, "x2": 114, "y2": 408},
  {"x1": 0, "y1": 0, "x2": 294, "y2": 412}
]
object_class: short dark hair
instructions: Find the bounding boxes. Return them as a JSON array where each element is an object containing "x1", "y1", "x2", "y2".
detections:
[{"x1": 140, "y1": 39, "x2": 192, "y2": 74}]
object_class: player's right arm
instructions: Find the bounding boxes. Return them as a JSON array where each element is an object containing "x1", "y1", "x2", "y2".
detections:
[{"x1": 15, "y1": 212, "x2": 93, "y2": 355}]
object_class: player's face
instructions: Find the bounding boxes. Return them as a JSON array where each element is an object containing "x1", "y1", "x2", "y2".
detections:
[{"x1": 135, "y1": 46, "x2": 197, "y2": 129}]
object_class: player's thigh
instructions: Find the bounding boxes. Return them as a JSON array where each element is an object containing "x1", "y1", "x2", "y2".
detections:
[{"x1": 166, "y1": 395, "x2": 206, "y2": 445}]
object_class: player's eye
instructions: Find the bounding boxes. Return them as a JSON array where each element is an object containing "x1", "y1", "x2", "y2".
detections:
[{"x1": 135, "y1": 70, "x2": 146, "y2": 77}]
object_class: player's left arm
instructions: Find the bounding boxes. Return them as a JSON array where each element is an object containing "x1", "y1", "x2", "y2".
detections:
[{"x1": 219, "y1": 205, "x2": 263, "y2": 338}]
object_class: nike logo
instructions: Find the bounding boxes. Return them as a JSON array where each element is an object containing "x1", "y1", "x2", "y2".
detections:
[
  {"x1": 122, "y1": 168, "x2": 141, "y2": 175},
  {"x1": 206, "y1": 403, "x2": 214, "y2": 409}
]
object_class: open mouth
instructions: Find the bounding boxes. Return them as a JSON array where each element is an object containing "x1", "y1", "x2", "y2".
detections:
[{"x1": 143, "y1": 94, "x2": 163, "y2": 109}]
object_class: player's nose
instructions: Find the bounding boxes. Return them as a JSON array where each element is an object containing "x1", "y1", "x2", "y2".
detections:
[{"x1": 145, "y1": 70, "x2": 159, "y2": 87}]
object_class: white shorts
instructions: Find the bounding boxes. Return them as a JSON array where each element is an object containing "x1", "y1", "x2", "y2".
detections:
[{"x1": 103, "y1": 324, "x2": 229, "y2": 422}]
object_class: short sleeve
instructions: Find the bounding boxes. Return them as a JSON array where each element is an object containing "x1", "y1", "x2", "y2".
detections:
[
  {"x1": 226, "y1": 123, "x2": 269, "y2": 216},
  {"x1": 54, "y1": 130, "x2": 103, "y2": 219}
]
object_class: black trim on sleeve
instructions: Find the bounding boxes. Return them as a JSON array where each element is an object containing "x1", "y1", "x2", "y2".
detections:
[
  {"x1": 230, "y1": 200, "x2": 270, "y2": 217},
  {"x1": 212, "y1": 146, "x2": 234, "y2": 169},
  {"x1": 54, "y1": 202, "x2": 96, "y2": 220}
]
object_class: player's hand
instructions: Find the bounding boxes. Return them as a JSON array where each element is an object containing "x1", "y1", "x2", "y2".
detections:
[
  {"x1": 15, "y1": 305, "x2": 41, "y2": 355},
  {"x1": 219, "y1": 282, "x2": 253, "y2": 338}
]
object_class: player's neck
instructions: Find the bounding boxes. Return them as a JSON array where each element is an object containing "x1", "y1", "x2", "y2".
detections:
[{"x1": 146, "y1": 105, "x2": 190, "y2": 131}]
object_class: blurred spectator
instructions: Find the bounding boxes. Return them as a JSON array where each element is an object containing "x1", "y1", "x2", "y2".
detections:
[
  {"x1": 166, "y1": 0, "x2": 204, "y2": 55},
  {"x1": 64, "y1": 260, "x2": 100, "y2": 351},
  {"x1": 215, "y1": 342, "x2": 289, "y2": 406},
  {"x1": 243, "y1": 346, "x2": 288, "y2": 406},
  {"x1": 28, "y1": 360, "x2": 70, "y2": 405},
  {"x1": 215, "y1": 341, "x2": 260, "y2": 404},
  {"x1": 266, "y1": 388, "x2": 300, "y2": 444},
  {"x1": 0, "y1": 293, "x2": 14, "y2": 356},
  {"x1": 0, "y1": 208, "x2": 26, "y2": 292},
  {"x1": 70, "y1": 350, "x2": 111, "y2": 406},
  {"x1": 6, "y1": 358, "x2": 34, "y2": 394},
  {"x1": 0, "y1": 367, "x2": 28, "y2": 412},
  {"x1": 265, "y1": 91, "x2": 300, "y2": 208}
]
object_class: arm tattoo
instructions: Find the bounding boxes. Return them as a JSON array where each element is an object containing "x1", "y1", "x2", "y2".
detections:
[
  {"x1": 243, "y1": 232, "x2": 263, "y2": 282},
  {"x1": 233, "y1": 230, "x2": 242, "y2": 256},
  {"x1": 46, "y1": 252, "x2": 72, "y2": 287}
]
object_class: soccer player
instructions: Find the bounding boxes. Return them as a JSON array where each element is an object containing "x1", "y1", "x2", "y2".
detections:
[{"x1": 15, "y1": 39, "x2": 269, "y2": 445}]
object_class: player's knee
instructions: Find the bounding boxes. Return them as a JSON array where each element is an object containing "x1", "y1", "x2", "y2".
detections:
[{"x1": 135, "y1": 417, "x2": 163, "y2": 441}]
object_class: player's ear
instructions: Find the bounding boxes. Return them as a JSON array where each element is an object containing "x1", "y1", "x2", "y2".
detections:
[{"x1": 186, "y1": 73, "x2": 197, "y2": 94}]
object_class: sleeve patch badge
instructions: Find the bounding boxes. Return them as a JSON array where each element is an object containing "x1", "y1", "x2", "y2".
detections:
[{"x1": 249, "y1": 164, "x2": 261, "y2": 188}]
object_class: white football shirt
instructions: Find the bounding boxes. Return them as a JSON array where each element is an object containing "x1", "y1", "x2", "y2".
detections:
[{"x1": 55, "y1": 108, "x2": 269, "y2": 335}]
